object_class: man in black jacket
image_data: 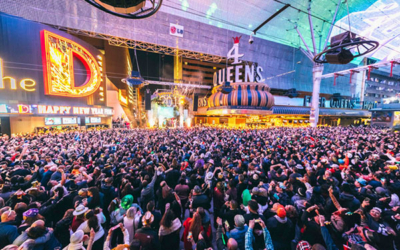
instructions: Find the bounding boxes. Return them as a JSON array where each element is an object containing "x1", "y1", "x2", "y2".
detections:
[
  {"x1": 220, "y1": 200, "x2": 245, "y2": 230},
  {"x1": 191, "y1": 185, "x2": 211, "y2": 212},
  {"x1": 134, "y1": 211, "x2": 161, "y2": 250},
  {"x1": 266, "y1": 207, "x2": 294, "y2": 250}
]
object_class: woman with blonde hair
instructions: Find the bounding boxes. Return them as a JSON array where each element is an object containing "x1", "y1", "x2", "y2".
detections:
[{"x1": 124, "y1": 206, "x2": 141, "y2": 243}]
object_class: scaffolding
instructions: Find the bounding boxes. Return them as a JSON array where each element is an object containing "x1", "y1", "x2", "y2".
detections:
[{"x1": 53, "y1": 26, "x2": 225, "y2": 63}]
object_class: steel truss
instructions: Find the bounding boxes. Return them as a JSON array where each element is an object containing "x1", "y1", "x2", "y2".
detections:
[
  {"x1": 320, "y1": 58, "x2": 400, "y2": 79},
  {"x1": 53, "y1": 26, "x2": 225, "y2": 63}
]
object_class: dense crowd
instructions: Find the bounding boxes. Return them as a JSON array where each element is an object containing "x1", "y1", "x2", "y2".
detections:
[{"x1": 0, "y1": 126, "x2": 399, "y2": 250}]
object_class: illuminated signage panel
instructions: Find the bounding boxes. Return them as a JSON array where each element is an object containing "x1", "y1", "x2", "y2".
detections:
[
  {"x1": 41, "y1": 30, "x2": 102, "y2": 97},
  {"x1": 62, "y1": 117, "x2": 77, "y2": 124},
  {"x1": 90, "y1": 117, "x2": 101, "y2": 123},
  {"x1": 119, "y1": 89, "x2": 128, "y2": 106},
  {"x1": 0, "y1": 104, "x2": 113, "y2": 116},
  {"x1": 45, "y1": 117, "x2": 62, "y2": 125}
]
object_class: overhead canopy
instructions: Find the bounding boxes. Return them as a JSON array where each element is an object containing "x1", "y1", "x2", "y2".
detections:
[{"x1": 161, "y1": 0, "x2": 380, "y2": 55}]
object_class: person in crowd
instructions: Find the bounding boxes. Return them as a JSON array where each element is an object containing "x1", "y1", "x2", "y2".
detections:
[
  {"x1": 266, "y1": 206, "x2": 294, "y2": 250},
  {"x1": 134, "y1": 211, "x2": 161, "y2": 250},
  {"x1": 0, "y1": 209, "x2": 19, "y2": 248},
  {"x1": 159, "y1": 204, "x2": 182, "y2": 250},
  {"x1": 123, "y1": 206, "x2": 141, "y2": 243},
  {"x1": 77, "y1": 208, "x2": 106, "y2": 249},
  {"x1": 225, "y1": 214, "x2": 248, "y2": 250},
  {"x1": 54, "y1": 209, "x2": 75, "y2": 248},
  {"x1": 0, "y1": 126, "x2": 399, "y2": 250}
]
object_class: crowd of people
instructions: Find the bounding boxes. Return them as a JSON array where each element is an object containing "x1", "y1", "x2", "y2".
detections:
[{"x1": 0, "y1": 126, "x2": 399, "y2": 250}]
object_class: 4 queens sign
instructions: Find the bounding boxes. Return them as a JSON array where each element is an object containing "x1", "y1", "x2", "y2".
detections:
[{"x1": 213, "y1": 36, "x2": 265, "y2": 86}]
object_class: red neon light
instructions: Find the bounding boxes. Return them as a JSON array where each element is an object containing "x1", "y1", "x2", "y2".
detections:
[
  {"x1": 41, "y1": 30, "x2": 102, "y2": 97},
  {"x1": 368, "y1": 66, "x2": 372, "y2": 80}
]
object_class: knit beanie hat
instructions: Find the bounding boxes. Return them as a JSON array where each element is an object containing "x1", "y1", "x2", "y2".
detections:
[{"x1": 277, "y1": 208, "x2": 286, "y2": 218}]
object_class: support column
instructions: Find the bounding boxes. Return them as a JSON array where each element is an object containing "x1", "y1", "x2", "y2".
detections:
[
  {"x1": 360, "y1": 57, "x2": 367, "y2": 102},
  {"x1": 310, "y1": 63, "x2": 324, "y2": 127},
  {"x1": 174, "y1": 55, "x2": 183, "y2": 83},
  {"x1": 179, "y1": 104, "x2": 184, "y2": 127}
]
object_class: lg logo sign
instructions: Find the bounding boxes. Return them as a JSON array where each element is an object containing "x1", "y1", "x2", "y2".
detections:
[{"x1": 170, "y1": 23, "x2": 184, "y2": 37}]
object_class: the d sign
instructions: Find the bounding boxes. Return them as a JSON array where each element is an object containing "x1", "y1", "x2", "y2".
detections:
[{"x1": 41, "y1": 30, "x2": 102, "y2": 97}]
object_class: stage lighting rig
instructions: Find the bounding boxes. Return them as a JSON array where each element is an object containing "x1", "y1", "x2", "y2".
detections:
[
  {"x1": 313, "y1": 31, "x2": 379, "y2": 65},
  {"x1": 84, "y1": 0, "x2": 163, "y2": 19}
]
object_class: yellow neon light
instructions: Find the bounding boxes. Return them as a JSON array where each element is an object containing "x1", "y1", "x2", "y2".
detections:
[
  {"x1": 42, "y1": 30, "x2": 102, "y2": 97},
  {"x1": 1, "y1": 77, "x2": 17, "y2": 90},
  {"x1": 119, "y1": 89, "x2": 128, "y2": 106},
  {"x1": 0, "y1": 58, "x2": 37, "y2": 92},
  {"x1": 20, "y1": 79, "x2": 36, "y2": 92}
]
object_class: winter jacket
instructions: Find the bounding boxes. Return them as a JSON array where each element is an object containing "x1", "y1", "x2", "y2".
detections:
[
  {"x1": 13, "y1": 229, "x2": 60, "y2": 250},
  {"x1": 54, "y1": 217, "x2": 74, "y2": 247},
  {"x1": 134, "y1": 227, "x2": 161, "y2": 250},
  {"x1": 245, "y1": 227, "x2": 274, "y2": 250},
  {"x1": 192, "y1": 194, "x2": 211, "y2": 210},
  {"x1": 266, "y1": 215, "x2": 294, "y2": 250},
  {"x1": 339, "y1": 193, "x2": 361, "y2": 212},
  {"x1": 226, "y1": 225, "x2": 248, "y2": 250},
  {"x1": 77, "y1": 212, "x2": 106, "y2": 245},
  {"x1": 0, "y1": 221, "x2": 19, "y2": 249},
  {"x1": 140, "y1": 173, "x2": 157, "y2": 209},
  {"x1": 159, "y1": 218, "x2": 181, "y2": 250}
]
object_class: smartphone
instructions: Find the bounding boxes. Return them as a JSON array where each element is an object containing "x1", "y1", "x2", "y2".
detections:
[
  {"x1": 110, "y1": 225, "x2": 120, "y2": 231},
  {"x1": 187, "y1": 231, "x2": 193, "y2": 241},
  {"x1": 224, "y1": 221, "x2": 230, "y2": 228},
  {"x1": 255, "y1": 219, "x2": 261, "y2": 223}
]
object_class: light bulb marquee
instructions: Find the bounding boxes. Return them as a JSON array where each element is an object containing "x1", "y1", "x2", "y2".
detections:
[{"x1": 41, "y1": 30, "x2": 102, "y2": 97}]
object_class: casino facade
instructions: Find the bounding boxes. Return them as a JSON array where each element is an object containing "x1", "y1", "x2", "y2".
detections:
[
  {"x1": 0, "y1": 13, "x2": 117, "y2": 135},
  {"x1": 0, "y1": 4, "x2": 391, "y2": 133}
]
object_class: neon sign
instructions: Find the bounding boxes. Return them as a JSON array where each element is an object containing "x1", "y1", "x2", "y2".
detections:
[
  {"x1": 41, "y1": 30, "x2": 102, "y2": 97},
  {"x1": 37, "y1": 105, "x2": 113, "y2": 115},
  {"x1": 0, "y1": 58, "x2": 36, "y2": 92},
  {"x1": 119, "y1": 89, "x2": 128, "y2": 106},
  {"x1": 213, "y1": 37, "x2": 265, "y2": 85}
]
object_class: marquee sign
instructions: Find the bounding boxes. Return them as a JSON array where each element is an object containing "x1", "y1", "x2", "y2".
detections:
[
  {"x1": 303, "y1": 95, "x2": 377, "y2": 110},
  {"x1": 41, "y1": 30, "x2": 102, "y2": 97},
  {"x1": 0, "y1": 104, "x2": 113, "y2": 116},
  {"x1": 213, "y1": 36, "x2": 265, "y2": 86}
]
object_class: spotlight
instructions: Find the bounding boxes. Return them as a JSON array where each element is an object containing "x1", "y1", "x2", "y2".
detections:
[
  {"x1": 84, "y1": 0, "x2": 163, "y2": 19},
  {"x1": 249, "y1": 32, "x2": 254, "y2": 44}
]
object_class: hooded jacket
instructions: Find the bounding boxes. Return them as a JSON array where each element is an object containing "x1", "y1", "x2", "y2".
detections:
[
  {"x1": 339, "y1": 193, "x2": 361, "y2": 212},
  {"x1": 267, "y1": 215, "x2": 294, "y2": 250},
  {"x1": 226, "y1": 225, "x2": 248, "y2": 250}
]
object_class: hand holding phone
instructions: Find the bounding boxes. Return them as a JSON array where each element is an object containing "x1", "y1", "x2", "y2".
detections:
[{"x1": 187, "y1": 231, "x2": 193, "y2": 241}]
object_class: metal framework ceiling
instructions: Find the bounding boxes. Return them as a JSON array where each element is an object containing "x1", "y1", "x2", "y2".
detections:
[
  {"x1": 56, "y1": 26, "x2": 225, "y2": 63},
  {"x1": 331, "y1": 0, "x2": 400, "y2": 62},
  {"x1": 160, "y1": 0, "x2": 379, "y2": 53}
]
